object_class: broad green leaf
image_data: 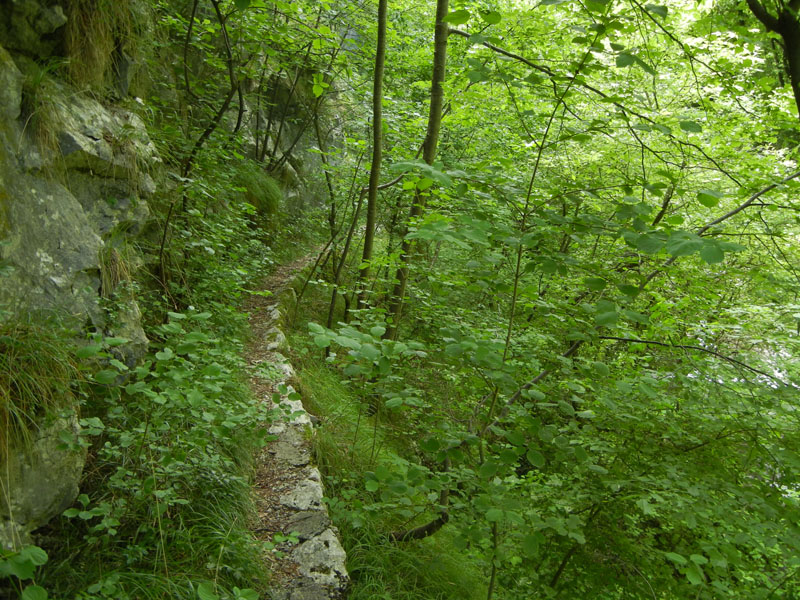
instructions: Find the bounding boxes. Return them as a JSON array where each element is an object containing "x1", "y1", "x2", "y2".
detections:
[
  {"x1": 699, "y1": 243, "x2": 725, "y2": 264},
  {"x1": 585, "y1": 277, "x2": 607, "y2": 291},
  {"x1": 665, "y1": 552, "x2": 687, "y2": 565},
  {"x1": 480, "y1": 460, "x2": 499, "y2": 478},
  {"x1": 443, "y1": 9, "x2": 470, "y2": 25},
  {"x1": 94, "y1": 369, "x2": 118, "y2": 385},
  {"x1": 645, "y1": 3, "x2": 668, "y2": 17},
  {"x1": 521, "y1": 534, "x2": 540, "y2": 557},
  {"x1": 197, "y1": 582, "x2": 219, "y2": 600},
  {"x1": 308, "y1": 322, "x2": 325, "y2": 334},
  {"x1": 595, "y1": 300, "x2": 619, "y2": 326},
  {"x1": 76, "y1": 344, "x2": 102, "y2": 359},
  {"x1": 526, "y1": 448, "x2": 545, "y2": 468},
  {"x1": 697, "y1": 189, "x2": 723, "y2": 207},
  {"x1": 653, "y1": 123, "x2": 672, "y2": 135},
  {"x1": 633, "y1": 55, "x2": 657, "y2": 75},
  {"x1": 685, "y1": 562, "x2": 705, "y2": 585},
  {"x1": 20, "y1": 546, "x2": 47, "y2": 566},
  {"x1": 679, "y1": 120, "x2": 702, "y2": 133},
  {"x1": 665, "y1": 231, "x2": 703, "y2": 257},
  {"x1": 635, "y1": 233, "x2": 664, "y2": 254},
  {"x1": 486, "y1": 508, "x2": 503, "y2": 522},
  {"x1": 593, "y1": 361, "x2": 610, "y2": 376},
  {"x1": 155, "y1": 347, "x2": 174, "y2": 361},
  {"x1": 616, "y1": 53, "x2": 635, "y2": 67},
  {"x1": 22, "y1": 586, "x2": 48, "y2": 600},
  {"x1": 481, "y1": 10, "x2": 501, "y2": 24},
  {"x1": 359, "y1": 343, "x2": 381, "y2": 361},
  {"x1": 313, "y1": 334, "x2": 331, "y2": 348},
  {"x1": 234, "y1": 0, "x2": 250, "y2": 9}
]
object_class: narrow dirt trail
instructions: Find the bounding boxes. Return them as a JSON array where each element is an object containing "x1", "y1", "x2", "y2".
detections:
[{"x1": 243, "y1": 252, "x2": 348, "y2": 600}]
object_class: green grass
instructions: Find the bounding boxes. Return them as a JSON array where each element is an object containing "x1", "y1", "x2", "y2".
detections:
[{"x1": 0, "y1": 312, "x2": 79, "y2": 459}]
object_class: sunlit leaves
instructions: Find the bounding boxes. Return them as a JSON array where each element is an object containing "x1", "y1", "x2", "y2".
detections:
[
  {"x1": 443, "y1": 9, "x2": 470, "y2": 25},
  {"x1": 697, "y1": 189, "x2": 723, "y2": 207},
  {"x1": 679, "y1": 120, "x2": 703, "y2": 133}
]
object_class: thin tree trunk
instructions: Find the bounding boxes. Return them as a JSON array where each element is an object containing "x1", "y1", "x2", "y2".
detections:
[
  {"x1": 356, "y1": 0, "x2": 388, "y2": 311},
  {"x1": 383, "y1": 0, "x2": 449, "y2": 340}
]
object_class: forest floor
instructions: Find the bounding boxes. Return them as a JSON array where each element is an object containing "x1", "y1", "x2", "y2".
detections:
[{"x1": 243, "y1": 251, "x2": 349, "y2": 600}]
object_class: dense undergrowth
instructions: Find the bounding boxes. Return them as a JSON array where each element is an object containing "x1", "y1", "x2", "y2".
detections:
[{"x1": 287, "y1": 281, "x2": 488, "y2": 600}]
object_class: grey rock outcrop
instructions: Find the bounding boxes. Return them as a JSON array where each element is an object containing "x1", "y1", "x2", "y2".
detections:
[
  {"x1": 0, "y1": 39, "x2": 158, "y2": 549},
  {"x1": 0, "y1": 412, "x2": 86, "y2": 550}
]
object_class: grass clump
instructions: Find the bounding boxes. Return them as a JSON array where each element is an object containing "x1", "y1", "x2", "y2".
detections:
[
  {"x1": 234, "y1": 163, "x2": 284, "y2": 223},
  {"x1": 0, "y1": 312, "x2": 79, "y2": 458},
  {"x1": 64, "y1": 0, "x2": 134, "y2": 90}
]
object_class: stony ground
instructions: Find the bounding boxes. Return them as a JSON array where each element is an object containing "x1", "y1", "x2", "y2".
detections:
[{"x1": 244, "y1": 254, "x2": 349, "y2": 600}]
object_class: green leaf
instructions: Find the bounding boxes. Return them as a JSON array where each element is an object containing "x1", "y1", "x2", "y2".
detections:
[
  {"x1": 155, "y1": 347, "x2": 174, "y2": 361},
  {"x1": 5, "y1": 555, "x2": 35, "y2": 579},
  {"x1": 633, "y1": 55, "x2": 657, "y2": 75},
  {"x1": 526, "y1": 448, "x2": 545, "y2": 468},
  {"x1": 585, "y1": 277, "x2": 607, "y2": 291},
  {"x1": 308, "y1": 322, "x2": 325, "y2": 334},
  {"x1": 197, "y1": 582, "x2": 219, "y2": 600},
  {"x1": 574, "y1": 445, "x2": 589, "y2": 462},
  {"x1": 697, "y1": 189, "x2": 723, "y2": 207},
  {"x1": 616, "y1": 53, "x2": 635, "y2": 68},
  {"x1": 20, "y1": 546, "x2": 48, "y2": 566},
  {"x1": 365, "y1": 479, "x2": 379, "y2": 492},
  {"x1": 596, "y1": 311, "x2": 619, "y2": 327},
  {"x1": 312, "y1": 84, "x2": 324, "y2": 98},
  {"x1": 22, "y1": 586, "x2": 48, "y2": 600},
  {"x1": 485, "y1": 508, "x2": 503, "y2": 522},
  {"x1": 685, "y1": 562, "x2": 705, "y2": 585},
  {"x1": 699, "y1": 243, "x2": 725, "y2": 264},
  {"x1": 359, "y1": 343, "x2": 381, "y2": 361},
  {"x1": 679, "y1": 120, "x2": 702, "y2": 133},
  {"x1": 76, "y1": 344, "x2": 102, "y2": 359},
  {"x1": 94, "y1": 369, "x2": 118, "y2": 385},
  {"x1": 313, "y1": 334, "x2": 331, "y2": 348},
  {"x1": 635, "y1": 233, "x2": 665, "y2": 254},
  {"x1": 370, "y1": 325, "x2": 386, "y2": 338},
  {"x1": 443, "y1": 9, "x2": 470, "y2": 25},
  {"x1": 665, "y1": 552, "x2": 687, "y2": 565},
  {"x1": 645, "y1": 3, "x2": 668, "y2": 18},
  {"x1": 481, "y1": 10, "x2": 502, "y2": 24},
  {"x1": 479, "y1": 460, "x2": 499, "y2": 478},
  {"x1": 234, "y1": 0, "x2": 251, "y2": 9},
  {"x1": 665, "y1": 231, "x2": 703, "y2": 257},
  {"x1": 521, "y1": 534, "x2": 540, "y2": 557}
]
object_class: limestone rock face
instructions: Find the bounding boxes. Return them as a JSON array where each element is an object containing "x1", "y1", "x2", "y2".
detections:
[
  {"x1": 0, "y1": 38, "x2": 160, "y2": 547},
  {"x1": 0, "y1": 1, "x2": 67, "y2": 58},
  {"x1": 0, "y1": 413, "x2": 86, "y2": 550}
]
